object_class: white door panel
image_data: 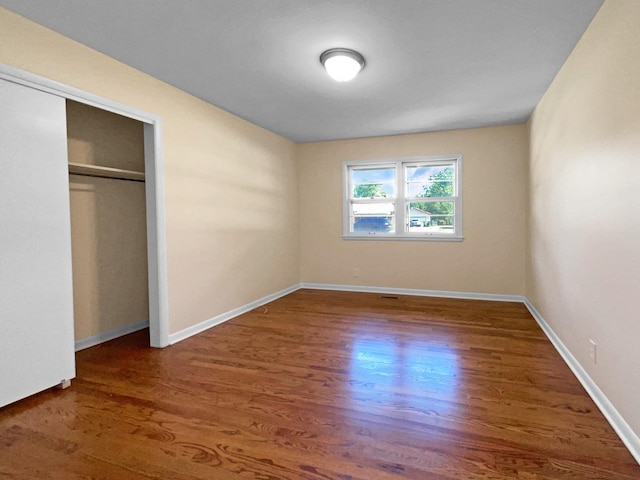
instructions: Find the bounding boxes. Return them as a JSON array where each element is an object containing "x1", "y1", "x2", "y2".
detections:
[{"x1": 0, "y1": 79, "x2": 75, "y2": 407}]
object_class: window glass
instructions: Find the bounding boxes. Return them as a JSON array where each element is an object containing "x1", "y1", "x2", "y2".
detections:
[
  {"x1": 405, "y1": 164, "x2": 455, "y2": 198},
  {"x1": 350, "y1": 166, "x2": 396, "y2": 198},
  {"x1": 351, "y1": 202, "x2": 395, "y2": 233},
  {"x1": 406, "y1": 201, "x2": 455, "y2": 234},
  {"x1": 352, "y1": 216, "x2": 395, "y2": 233},
  {"x1": 344, "y1": 155, "x2": 462, "y2": 240}
]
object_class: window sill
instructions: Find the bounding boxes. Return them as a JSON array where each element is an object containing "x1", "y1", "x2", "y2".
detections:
[{"x1": 342, "y1": 234, "x2": 464, "y2": 242}]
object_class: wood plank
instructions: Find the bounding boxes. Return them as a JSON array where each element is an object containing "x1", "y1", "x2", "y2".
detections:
[{"x1": 1, "y1": 289, "x2": 638, "y2": 479}]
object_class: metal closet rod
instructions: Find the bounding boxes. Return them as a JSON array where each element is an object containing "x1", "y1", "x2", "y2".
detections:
[{"x1": 68, "y1": 162, "x2": 145, "y2": 182}]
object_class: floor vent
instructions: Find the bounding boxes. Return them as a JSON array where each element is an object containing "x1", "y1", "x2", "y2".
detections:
[{"x1": 380, "y1": 295, "x2": 399, "y2": 299}]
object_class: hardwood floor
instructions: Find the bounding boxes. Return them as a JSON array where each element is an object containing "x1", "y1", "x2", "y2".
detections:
[{"x1": 1, "y1": 289, "x2": 638, "y2": 479}]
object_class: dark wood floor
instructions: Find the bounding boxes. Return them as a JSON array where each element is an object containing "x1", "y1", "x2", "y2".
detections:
[{"x1": 1, "y1": 289, "x2": 638, "y2": 479}]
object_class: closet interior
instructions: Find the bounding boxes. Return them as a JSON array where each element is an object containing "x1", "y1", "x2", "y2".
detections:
[{"x1": 66, "y1": 100, "x2": 150, "y2": 346}]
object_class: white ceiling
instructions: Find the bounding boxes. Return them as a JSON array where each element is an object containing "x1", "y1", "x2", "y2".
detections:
[{"x1": 0, "y1": 0, "x2": 603, "y2": 143}]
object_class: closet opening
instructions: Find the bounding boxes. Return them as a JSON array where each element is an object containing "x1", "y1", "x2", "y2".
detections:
[{"x1": 66, "y1": 100, "x2": 151, "y2": 350}]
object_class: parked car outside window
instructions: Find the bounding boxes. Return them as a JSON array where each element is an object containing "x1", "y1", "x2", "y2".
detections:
[{"x1": 353, "y1": 217, "x2": 393, "y2": 232}]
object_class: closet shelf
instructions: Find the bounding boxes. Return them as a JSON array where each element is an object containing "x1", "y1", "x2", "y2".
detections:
[{"x1": 68, "y1": 162, "x2": 145, "y2": 182}]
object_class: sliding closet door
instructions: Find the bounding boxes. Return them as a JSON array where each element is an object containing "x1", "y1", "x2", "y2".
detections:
[{"x1": 0, "y1": 79, "x2": 75, "y2": 407}]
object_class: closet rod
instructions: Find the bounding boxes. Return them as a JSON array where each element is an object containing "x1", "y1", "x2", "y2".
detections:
[{"x1": 68, "y1": 162, "x2": 145, "y2": 182}]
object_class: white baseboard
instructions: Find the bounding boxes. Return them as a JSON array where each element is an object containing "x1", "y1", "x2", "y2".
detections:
[
  {"x1": 523, "y1": 299, "x2": 640, "y2": 465},
  {"x1": 167, "y1": 284, "x2": 300, "y2": 345},
  {"x1": 300, "y1": 282, "x2": 525, "y2": 303},
  {"x1": 75, "y1": 318, "x2": 149, "y2": 352}
]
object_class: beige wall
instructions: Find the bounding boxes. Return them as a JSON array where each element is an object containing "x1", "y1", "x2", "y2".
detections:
[
  {"x1": 528, "y1": 0, "x2": 640, "y2": 435},
  {"x1": 298, "y1": 125, "x2": 529, "y2": 294},
  {"x1": 67, "y1": 101, "x2": 149, "y2": 340},
  {"x1": 0, "y1": 7, "x2": 299, "y2": 336}
]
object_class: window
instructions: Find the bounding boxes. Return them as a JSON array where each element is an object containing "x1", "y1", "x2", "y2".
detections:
[{"x1": 343, "y1": 155, "x2": 462, "y2": 241}]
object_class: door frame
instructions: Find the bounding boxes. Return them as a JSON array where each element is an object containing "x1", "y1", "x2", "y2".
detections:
[{"x1": 0, "y1": 63, "x2": 170, "y2": 348}]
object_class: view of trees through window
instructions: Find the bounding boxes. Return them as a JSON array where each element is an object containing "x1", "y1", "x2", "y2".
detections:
[
  {"x1": 412, "y1": 166, "x2": 454, "y2": 226},
  {"x1": 353, "y1": 184, "x2": 387, "y2": 198}
]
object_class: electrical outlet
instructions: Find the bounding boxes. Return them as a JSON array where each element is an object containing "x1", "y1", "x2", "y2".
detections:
[
  {"x1": 352, "y1": 268, "x2": 360, "y2": 278},
  {"x1": 589, "y1": 339, "x2": 597, "y2": 364}
]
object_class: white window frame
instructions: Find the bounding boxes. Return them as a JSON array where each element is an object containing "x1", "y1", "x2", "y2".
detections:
[{"x1": 342, "y1": 154, "x2": 463, "y2": 241}]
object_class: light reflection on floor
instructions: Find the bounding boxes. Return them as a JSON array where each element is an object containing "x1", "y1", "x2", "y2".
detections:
[{"x1": 349, "y1": 333, "x2": 460, "y2": 416}]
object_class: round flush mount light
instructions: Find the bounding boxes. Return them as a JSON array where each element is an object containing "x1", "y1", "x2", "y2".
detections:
[{"x1": 320, "y1": 48, "x2": 365, "y2": 82}]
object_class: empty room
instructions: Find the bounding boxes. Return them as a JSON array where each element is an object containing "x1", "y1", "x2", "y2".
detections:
[{"x1": 0, "y1": 1, "x2": 638, "y2": 479}]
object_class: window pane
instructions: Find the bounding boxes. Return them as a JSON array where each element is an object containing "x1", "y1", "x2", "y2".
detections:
[
  {"x1": 405, "y1": 164, "x2": 454, "y2": 198},
  {"x1": 406, "y1": 201, "x2": 455, "y2": 233},
  {"x1": 351, "y1": 202, "x2": 395, "y2": 233},
  {"x1": 351, "y1": 166, "x2": 396, "y2": 198},
  {"x1": 352, "y1": 215, "x2": 395, "y2": 233}
]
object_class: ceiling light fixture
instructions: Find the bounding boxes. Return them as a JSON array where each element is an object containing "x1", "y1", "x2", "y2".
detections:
[{"x1": 320, "y1": 48, "x2": 365, "y2": 82}]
